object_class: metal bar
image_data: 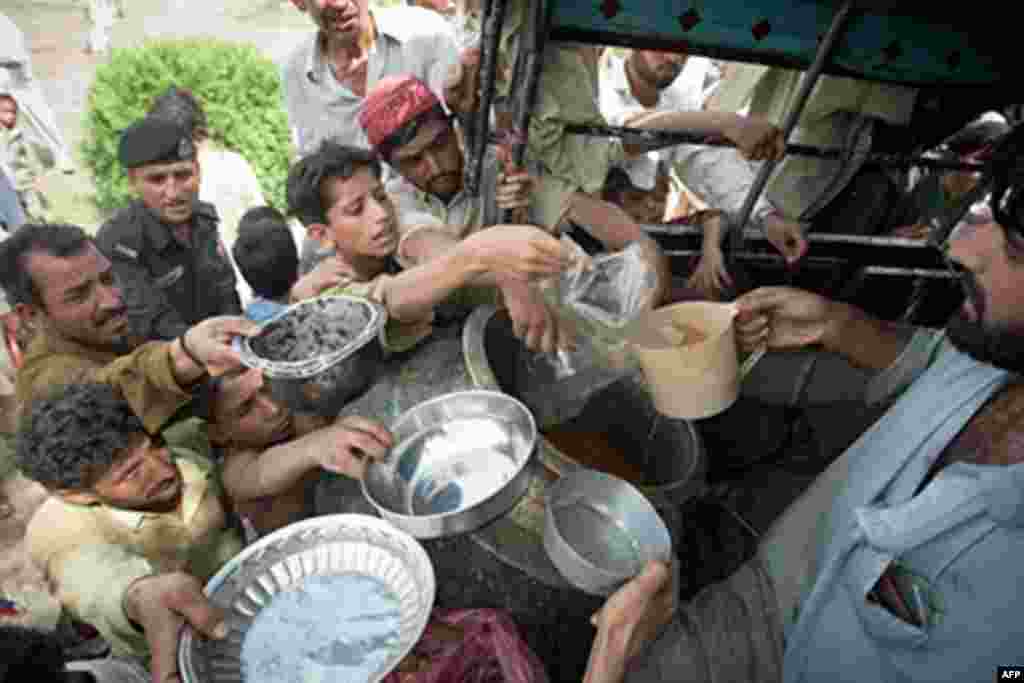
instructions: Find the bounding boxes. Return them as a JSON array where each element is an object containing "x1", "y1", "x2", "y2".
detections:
[
  {"x1": 664, "y1": 249, "x2": 955, "y2": 278},
  {"x1": 467, "y1": 0, "x2": 507, "y2": 197},
  {"x1": 861, "y1": 265, "x2": 958, "y2": 278},
  {"x1": 498, "y1": 0, "x2": 550, "y2": 224},
  {"x1": 512, "y1": 0, "x2": 549, "y2": 168},
  {"x1": 645, "y1": 223, "x2": 938, "y2": 249},
  {"x1": 558, "y1": 123, "x2": 986, "y2": 173},
  {"x1": 728, "y1": 0, "x2": 855, "y2": 254}
]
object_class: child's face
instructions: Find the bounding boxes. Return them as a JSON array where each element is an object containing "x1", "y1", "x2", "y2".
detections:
[{"x1": 0, "y1": 97, "x2": 16, "y2": 129}]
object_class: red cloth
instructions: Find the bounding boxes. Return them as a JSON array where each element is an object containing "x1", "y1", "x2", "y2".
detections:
[
  {"x1": 384, "y1": 608, "x2": 549, "y2": 683},
  {"x1": 360, "y1": 75, "x2": 441, "y2": 150}
]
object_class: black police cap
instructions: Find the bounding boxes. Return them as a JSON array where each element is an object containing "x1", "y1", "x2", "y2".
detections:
[{"x1": 118, "y1": 116, "x2": 196, "y2": 169}]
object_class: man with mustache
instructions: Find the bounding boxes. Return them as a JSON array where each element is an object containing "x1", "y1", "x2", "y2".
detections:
[
  {"x1": 96, "y1": 116, "x2": 242, "y2": 344},
  {"x1": 282, "y1": 0, "x2": 468, "y2": 156},
  {"x1": 360, "y1": 74, "x2": 783, "y2": 349},
  {"x1": 286, "y1": 141, "x2": 572, "y2": 354},
  {"x1": 0, "y1": 222, "x2": 253, "y2": 427},
  {"x1": 600, "y1": 48, "x2": 811, "y2": 299},
  {"x1": 582, "y1": 128, "x2": 1024, "y2": 683}
]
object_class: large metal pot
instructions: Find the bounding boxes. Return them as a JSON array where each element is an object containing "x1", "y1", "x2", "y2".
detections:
[
  {"x1": 237, "y1": 295, "x2": 387, "y2": 418},
  {"x1": 362, "y1": 390, "x2": 537, "y2": 539}
]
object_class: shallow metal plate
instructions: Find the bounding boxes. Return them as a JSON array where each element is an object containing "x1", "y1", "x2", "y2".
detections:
[
  {"x1": 178, "y1": 514, "x2": 435, "y2": 683},
  {"x1": 362, "y1": 391, "x2": 536, "y2": 538}
]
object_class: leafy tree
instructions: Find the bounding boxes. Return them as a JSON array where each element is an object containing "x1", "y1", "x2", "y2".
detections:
[{"x1": 81, "y1": 38, "x2": 292, "y2": 213}]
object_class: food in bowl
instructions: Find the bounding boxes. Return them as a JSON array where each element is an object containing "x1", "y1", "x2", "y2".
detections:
[{"x1": 241, "y1": 574, "x2": 401, "y2": 683}]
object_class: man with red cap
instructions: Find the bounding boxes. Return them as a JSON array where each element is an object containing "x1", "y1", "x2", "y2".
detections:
[
  {"x1": 360, "y1": 75, "x2": 783, "y2": 348},
  {"x1": 281, "y1": 0, "x2": 477, "y2": 155},
  {"x1": 286, "y1": 141, "x2": 574, "y2": 354}
]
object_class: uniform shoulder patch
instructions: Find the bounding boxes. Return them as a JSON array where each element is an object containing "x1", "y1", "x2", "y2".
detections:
[{"x1": 113, "y1": 243, "x2": 139, "y2": 260}]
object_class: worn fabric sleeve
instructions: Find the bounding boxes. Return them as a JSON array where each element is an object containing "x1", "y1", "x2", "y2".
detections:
[
  {"x1": 16, "y1": 343, "x2": 191, "y2": 434},
  {"x1": 625, "y1": 560, "x2": 784, "y2": 683},
  {"x1": 50, "y1": 543, "x2": 155, "y2": 659}
]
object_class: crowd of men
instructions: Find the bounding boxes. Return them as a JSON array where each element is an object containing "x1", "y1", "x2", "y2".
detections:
[{"x1": 1, "y1": 1, "x2": 1023, "y2": 683}]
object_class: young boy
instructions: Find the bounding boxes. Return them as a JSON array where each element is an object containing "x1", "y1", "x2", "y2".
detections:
[
  {"x1": 232, "y1": 207, "x2": 299, "y2": 323},
  {"x1": 16, "y1": 381, "x2": 391, "y2": 666},
  {"x1": 286, "y1": 141, "x2": 572, "y2": 353},
  {"x1": 0, "y1": 92, "x2": 49, "y2": 223}
]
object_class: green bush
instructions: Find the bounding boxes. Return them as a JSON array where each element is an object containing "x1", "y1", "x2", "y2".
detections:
[{"x1": 81, "y1": 38, "x2": 293, "y2": 213}]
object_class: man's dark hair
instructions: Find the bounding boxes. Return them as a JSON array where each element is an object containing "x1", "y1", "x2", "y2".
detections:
[
  {"x1": 286, "y1": 141, "x2": 381, "y2": 227},
  {"x1": 15, "y1": 383, "x2": 144, "y2": 491},
  {"x1": 0, "y1": 625, "x2": 67, "y2": 683},
  {"x1": 0, "y1": 223, "x2": 92, "y2": 307},
  {"x1": 149, "y1": 85, "x2": 210, "y2": 142},
  {"x1": 232, "y1": 207, "x2": 299, "y2": 300}
]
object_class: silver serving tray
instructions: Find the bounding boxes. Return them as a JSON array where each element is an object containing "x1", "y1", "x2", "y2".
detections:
[{"x1": 178, "y1": 514, "x2": 435, "y2": 683}]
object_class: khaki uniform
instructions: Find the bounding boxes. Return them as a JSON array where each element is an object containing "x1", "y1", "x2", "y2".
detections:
[
  {"x1": 707, "y1": 64, "x2": 917, "y2": 222},
  {"x1": 16, "y1": 328, "x2": 193, "y2": 435},
  {"x1": 457, "y1": 0, "x2": 620, "y2": 228},
  {"x1": 96, "y1": 200, "x2": 241, "y2": 343},
  {"x1": 25, "y1": 445, "x2": 243, "y2": 659}
]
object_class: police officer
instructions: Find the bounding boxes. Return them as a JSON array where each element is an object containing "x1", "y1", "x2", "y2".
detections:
[{"x1": 97, "y1": 116, "x2": 241, "y2": 342}]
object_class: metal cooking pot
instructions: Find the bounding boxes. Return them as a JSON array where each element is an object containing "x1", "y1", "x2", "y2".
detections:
[
  {"x1": 237, "y1": 295, "x2": 387, "y2": 418},
  {"x1": 362, "y1": 390, "x2": 537, "y2": 539}
]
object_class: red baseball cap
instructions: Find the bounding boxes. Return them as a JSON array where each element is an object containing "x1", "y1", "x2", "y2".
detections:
[{"x1": 359, "y1": 75, "x2": 442, "y2": 153}]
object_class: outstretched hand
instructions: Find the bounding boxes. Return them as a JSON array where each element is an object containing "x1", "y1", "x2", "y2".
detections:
[
  {"x1": 584, "y1": 561, "x2": 677, "y2": 683},
  {"x1": 124, "y1": 572, "x2": 229, "y2": 683},
  {"x1": 315, "y1": 415, "x2": 393, "y2": 479},
  {"x1": 183, "y1": 316, "x2": 261, "y2": 376},
  {"x1": 734, "y1": 286, "x2": 836, "y2": 353},
  {"x1": 443, "y1": 47, "x2": 481, "y2": 116}
]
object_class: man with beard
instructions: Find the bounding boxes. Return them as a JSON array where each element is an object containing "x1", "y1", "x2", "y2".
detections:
[
  {"x1": 97, "y1": 117, "x2": 242, "y2": 343},
  {"x1": 600, "y1": 48, "x2": 811, "y2": 299},
  {"x1": 361, "y1": 75, "x2": 782, "y2": 349},
  {"x1": 0, "y1": 222, "x2": 255, "y2": 430},
  {"x1": 16, "y1": 381, "x2": 390, "y2": 682},
  {"x1": 580, "y1": 129, "x2": 1024, "y2": 683},
  {"x1": 287, "y1": 141, "x2": 573, "y2": 354}
]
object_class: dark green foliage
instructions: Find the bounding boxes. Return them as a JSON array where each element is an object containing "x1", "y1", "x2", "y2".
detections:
[{"x1": 81, "y1": 38, "x2": 292, "y2": 212}]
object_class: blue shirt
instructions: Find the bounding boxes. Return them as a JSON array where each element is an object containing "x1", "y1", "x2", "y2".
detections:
[
  {"x1": 785, "y1": 339, "x2": 1022, "y2": 683},
  {"x1": 0, "y1": 168, "x2": 25, "y2": 230},
  {"x1": 244, "y1": 297, "x2": 287, "y2": 324}
]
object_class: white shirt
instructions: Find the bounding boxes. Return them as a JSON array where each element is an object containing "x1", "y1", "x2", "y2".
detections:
[
  {"x1": 280, "y1": 6, "x2": 459, "y2": 155},
  {"x1": 599, "y1": 54, "x2": 774, "y2": 226},
  {"x1": 197, "y1": 145, "x2": 267, "y2": 305}
]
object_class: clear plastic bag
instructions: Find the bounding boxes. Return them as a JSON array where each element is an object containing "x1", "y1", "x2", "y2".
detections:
[
  {"x1": 519, "y1": 237, "x2": 651, "y2": 426},
  {"x1": 383, "y1": 608, "x2": 549, "y2": 683},
  {"x1": 550, "y1": 235, "x2": 658, "y2": 331}
]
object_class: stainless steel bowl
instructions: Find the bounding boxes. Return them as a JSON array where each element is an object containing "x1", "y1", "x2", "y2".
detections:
[
  {"x1": 362, "y1": 390, "x2": 537, "y2": 539},
  {"x1": 178, "y1": 514, "x2": 435, "y2": 683},
  {"x1": 543, "y1": 469, "x2": 672, "y2": 596},
  {"x1": 238, "y1": 295, "x2": 387, "y2": 418}
]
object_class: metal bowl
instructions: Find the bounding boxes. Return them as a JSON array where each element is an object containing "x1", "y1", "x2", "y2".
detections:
[
  {"x1": 178, "y1": 514, "x2": 435, "y2": 683},
  {"x1": 543, "y1": 469, "x2": 672, "y2": 596},
  {"x1": 362, "y1": 390, "x2": 537, "y2": 539},
  {"x1": 238, "y1": 295, "x2": 387, "y2": 417}
]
